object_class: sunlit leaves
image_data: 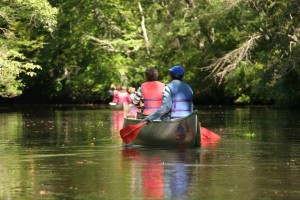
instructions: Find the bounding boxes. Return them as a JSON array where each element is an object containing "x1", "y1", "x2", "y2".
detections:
[
  {"x1": 224, "y1": 62, "x2": 268, "y2": 104},
  {"x1": 0, "y1": 0, "x2": 57, "y2": 97}
]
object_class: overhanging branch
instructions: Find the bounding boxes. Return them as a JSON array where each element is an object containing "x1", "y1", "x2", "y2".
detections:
[{"x1": 204, "y1": 33, "x2": 261, "y2": 84}]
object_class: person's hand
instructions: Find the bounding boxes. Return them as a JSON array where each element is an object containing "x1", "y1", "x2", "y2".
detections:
[{"x1": 143, "y1": 118, "x2": 150, "y2": 125}]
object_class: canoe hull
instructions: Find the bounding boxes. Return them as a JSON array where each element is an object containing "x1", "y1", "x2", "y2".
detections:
[
  {"x1": 123, "y1": 111, "x2": 200, "y2": 148},
  {"x1": 109, "y1": 103, "x2": 123, "y2": 110}
]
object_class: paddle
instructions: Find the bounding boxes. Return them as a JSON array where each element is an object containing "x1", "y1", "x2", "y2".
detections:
[
  {"x1": 200, "y1": 127, "x2": 221, "y2": 147},
  {"x1": 201, "y1": 127, "x2": 221, "y2": 140},
  {"x1": 120, "y1": 122, "x2": 146, "y2": 144}
]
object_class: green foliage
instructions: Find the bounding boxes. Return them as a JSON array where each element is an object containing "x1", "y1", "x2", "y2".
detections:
[
  {"x1": 0, "y1": 45, "x2": 42, "y2": 97},
  {"x1": 199, "y1": 0, "x2": 300, "y2": 106},
  {"x1": 1, "y1": 0, "x2": 300, "y2": 106},
  {"x1": 225, "y1": 62, "x2": 269, "y2": 104},
  {"x1": 0, "y1": 0, "x2": 57, "y2": 97}
]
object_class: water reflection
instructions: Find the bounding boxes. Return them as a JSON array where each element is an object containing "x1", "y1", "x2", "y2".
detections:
[
  {"x1": 1, "y1": 106, "x2": 300, "y2": 200},
  {"x1": 110, "y1": 110, "x2": 124, "y2": 136},
  {"x1": 18, "y1": 108, "x2": 113, "y2": 147},
  {"x1": 121, "y1": 147, "x2": 215, "y2": 199},
  {"x1": 199, "y1": 106, "x2": 300, "y2": 141}
]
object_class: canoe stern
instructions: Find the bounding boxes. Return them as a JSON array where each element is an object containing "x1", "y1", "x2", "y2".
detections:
[{"x1": 123, "y1": 111, "x2": 200, "y2": 148}]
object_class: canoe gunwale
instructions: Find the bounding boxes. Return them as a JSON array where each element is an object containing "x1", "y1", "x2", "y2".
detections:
[
  {"x1": 124, "y1": 110, "x2": 198, "y2": 123},
  {"x1": 109, "y1": 102, "x2": 124, "y2": 110}
]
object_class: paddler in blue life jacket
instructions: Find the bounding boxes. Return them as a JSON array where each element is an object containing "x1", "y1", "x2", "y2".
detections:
[{"x1": 144, "y1": 65, "x2": 193, "y2": 123}]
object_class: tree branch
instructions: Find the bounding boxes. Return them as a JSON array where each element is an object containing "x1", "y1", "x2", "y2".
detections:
[
  {"x1": 138, "y1": 1, "x2": 150, "y2": 55},
  {"x1": 204, "y1": 33, "x2": 261, "y2": 84}
]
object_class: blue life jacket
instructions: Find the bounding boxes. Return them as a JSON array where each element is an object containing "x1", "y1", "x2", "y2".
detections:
[{"x1": 167, "y1": 80, "x2": 193, "y2": 118}]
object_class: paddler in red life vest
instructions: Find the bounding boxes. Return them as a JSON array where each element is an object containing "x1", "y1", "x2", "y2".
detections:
[
  {"x1": 144, "y1": 65, "x2": 193, "y2": 123},
  {"x1": 111, "y1": 84, "x2": 121, "y2": 103},
  {"x1": 130, "y1": 67, "x2": 165, "y2": 119},
  {"x1": 113, "y1": 85, "x2": 131, "y2": 105}
]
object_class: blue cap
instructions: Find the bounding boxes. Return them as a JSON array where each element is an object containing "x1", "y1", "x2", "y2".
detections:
[{"x1": 169, "y1": 65, "x2": 185, "y2": 79}]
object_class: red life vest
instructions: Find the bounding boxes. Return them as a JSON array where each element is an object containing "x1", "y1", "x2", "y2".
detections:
[
  {"x1": 115, "y1": 90, "x2": 131, "y2": 104},
  {"x1": 141, "y1": 81, "x2": 165, "y2": 115},
  {"x1": 112, "y1": 89, "x2": 119, "y2": 102}
]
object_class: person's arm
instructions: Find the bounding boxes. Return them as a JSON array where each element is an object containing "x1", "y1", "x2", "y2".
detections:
[
  {"x1": 146, "y1": 86, "x2": 172, "y2": 122},
  {"x1": 112, "y1": 90, "x2": 118, "y2": 103},
  {"x1": 130, "y1": 87, "x2": 143, "y2": 105}
]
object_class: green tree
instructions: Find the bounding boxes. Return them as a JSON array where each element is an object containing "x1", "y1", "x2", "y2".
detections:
[
  {"x1": 0, "y1": 0, "x2": 57, "y2": 97},
  {"x1": 203, "y1": 0, "x2": 300, "y2": 105},
  {"x1": 27, "y1": 0, "x2": 148, "y2": 103},
  {"x1": 5, "y1": 0, "x2": 299, "y2": 106}
]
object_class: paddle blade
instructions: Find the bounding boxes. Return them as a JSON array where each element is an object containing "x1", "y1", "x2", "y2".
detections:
[
  {"x1": 120, "y1": 122, "x2": 146, "y2": 144},
  {"x1": 201, "y1": 127, "x2": 221, "y2": 140},
  {"x1": 201, "y1": 127, "x2": 221, "y2": 147}
]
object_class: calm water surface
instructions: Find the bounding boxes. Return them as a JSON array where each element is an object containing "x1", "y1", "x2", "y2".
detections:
[{"x1": 0, "y1": 105, "x2": 300, "y2": 200}]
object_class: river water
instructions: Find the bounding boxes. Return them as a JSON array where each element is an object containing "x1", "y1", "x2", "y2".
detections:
[{"x1": 0, "y1": 105, "x2": 299, "y2": 200}]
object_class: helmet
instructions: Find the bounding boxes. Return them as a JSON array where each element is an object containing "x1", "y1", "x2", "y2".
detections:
[{"x1": 169, "y1": 65, "x2": 185, "y2": 79}]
